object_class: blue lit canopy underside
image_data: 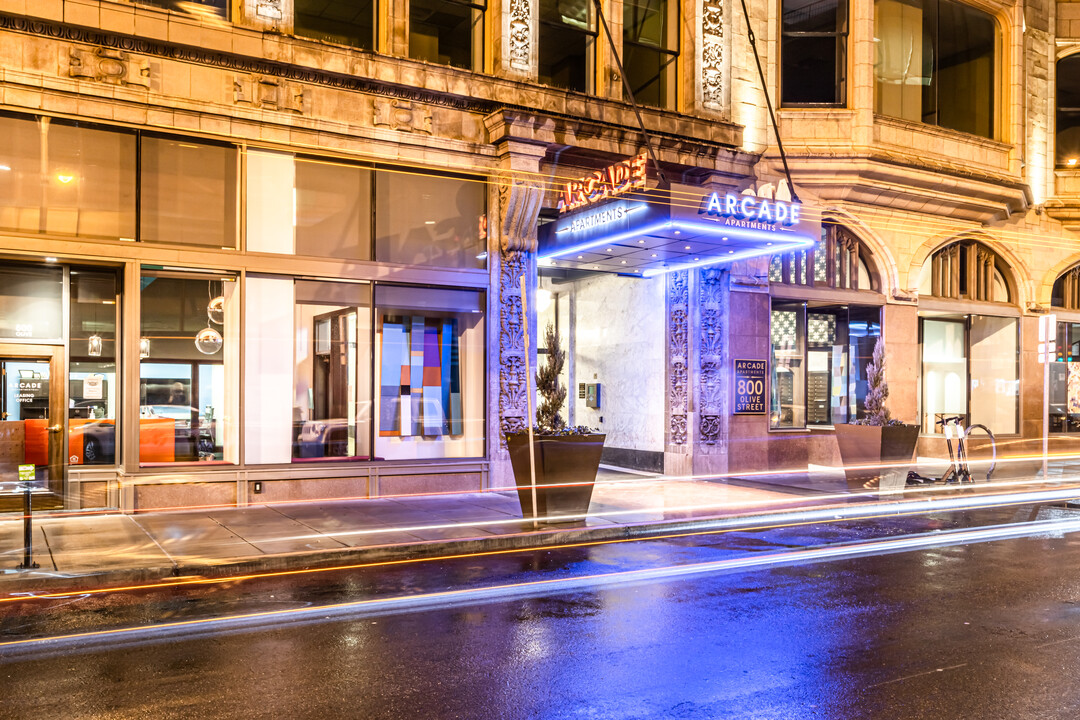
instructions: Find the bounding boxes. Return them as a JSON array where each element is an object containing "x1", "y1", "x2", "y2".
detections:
[{"x1": 537, "y1": 199, "x2": 817, "y2": 278}]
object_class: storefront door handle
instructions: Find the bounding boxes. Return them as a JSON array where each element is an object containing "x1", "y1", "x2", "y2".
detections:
[{"x1": 48, "y1": 424, "x2": 62, "y2": 433}]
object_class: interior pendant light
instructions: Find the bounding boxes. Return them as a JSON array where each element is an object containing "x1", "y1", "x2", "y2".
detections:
[
  {"x1": 139, "y1": 337, "x2": 151, "y2": 358},
  {"x1": 207, "y1": 280, "x2": 224, "y2": 325},
  {"x1": 195, "y1": 327, "x2": 223, "y2": 355},
  {"x1": 88, "y1": 334, "x2": 102, "y2": 357}
]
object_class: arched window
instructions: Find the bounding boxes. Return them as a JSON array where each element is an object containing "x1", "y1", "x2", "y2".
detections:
[
  {"x1": 1057, "y1": 54, "x2": 1080, "y2": 168},
  {"x1": 916, "y1": 239, "x2": 1018, "y2": 436},
  {"x1": 767, "y1": 223, "x2": 882, "y2": 430},
  {"x1": 1052, "y1": 264, "x2": 1080, "y2": 309},
  {"x1": 769, "y1": 222, "x2": 877, "y2": 291},
  {"x1": 917, "y1": 239, "x2": 1011, "y2": 303}
]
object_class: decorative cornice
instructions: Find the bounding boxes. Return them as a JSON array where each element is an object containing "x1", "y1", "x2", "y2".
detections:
[{"x1": 0, "y1": 13, "x2": 498, "y2": 113}]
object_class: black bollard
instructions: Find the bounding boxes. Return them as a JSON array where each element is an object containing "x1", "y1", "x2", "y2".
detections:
[{"x1": 16, "y1": 481, "x2": 39, "y2": 570}]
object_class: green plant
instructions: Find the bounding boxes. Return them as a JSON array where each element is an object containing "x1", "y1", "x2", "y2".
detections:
[
  {"x1": 852, "y1": 336, "x2": 903, "y2": 426},
  {"x1": 535, "y1": 322, "x2": 567, "y2": 431}
]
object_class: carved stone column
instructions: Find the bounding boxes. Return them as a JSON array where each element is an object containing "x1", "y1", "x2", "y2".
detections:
[
  {"x1": 486, "y1": 143, "x2": 545, "y2": 487},
  {"x1": 665, "y1": 270, "x2": 691, "y2": 475},
  {"x1": 693, "y1": 267, "x2": 729, "y2": 475}
]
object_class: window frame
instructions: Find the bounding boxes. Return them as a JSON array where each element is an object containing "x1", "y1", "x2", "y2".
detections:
[
  {"x1": 408, "y1": 0, "x2": 487, "y2": 71},
  {"x1": 779, "y1": 0, "x2": 850, "y2": 107},
  {"x1": 538, "y1": 0, "x2": 599, "y2": 93},
  {"x1": 621, "y1": 0, "x2": 680, "y2": 109}
]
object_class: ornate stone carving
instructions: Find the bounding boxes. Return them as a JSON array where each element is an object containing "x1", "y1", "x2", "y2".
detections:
[
  {"x1": 698, "y1": 269, "x2": 725, "y2": 446},
  {"x1": 372, "y1": 99, "x2": 433, "y2": 135},
  {"x1": 670, "y1": 414, "x2": 687, "y2": 445},
  {"x1": 499, "y1": 248, "x2": 533, "y2": 447},
  {"x1": 508, "y1": 0, "x2": 531, "y2": 71},
  {"x1": 254, "y1": 0, "x2": 283, "y2": 19},
  {"x1": 700, "y1": 415, "x2": 722, "y2": 445},
  {"x1": 701, "y1": 0, "x2": 725, "y2": 110},
  {"x1": 233, "y1": 74, "x2": 305, "y2": 113},
  {"x1": 667, "y1": 271, "x2": 689, "y2": 445},
  {"x1": 500, "y1": 180, "x2": 542, "y2": 253},
  {"x1": 67, "y1": 45, "x2": 150, "y2": 89},
  {"x1": 2, "y1": 15, "x2": 496, "y2": 113}
]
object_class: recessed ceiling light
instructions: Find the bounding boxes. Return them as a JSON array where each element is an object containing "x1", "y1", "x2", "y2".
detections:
[
  {"x1": 766, "y1": 242, "x2": 772, "y2": 246},
  {"x1": 674, "y1": 230, "x2": 681, "y2": 235},
  {"x1": 605, "y1": 248, "x2": 612, "y2": 252},
  {"x1": 694, "y1": 258, "x2": 699, "y2": 261},
  {"x1": 684, "y1": 245, "x2": 691, "y2": 250},
  {"x1": 621, "y1": 260, "x2": 626, "y2": 264},
  {"x1": 728, "y1": 250, "x2": 734, "y2": 254},
  {"x1": 1070, "y1": 158, "x2": 1078, "y2": 167},
  {"x1": 721, "y1": 237, "x2": 728, "y2": 242},
  {"x1": 638, "y1": 239, "x2": 645, "y2": 244},
  {"x1": 594, "y1": 266, "x2": 600, "y2": 269},
  {"x1": 651, "y1": 254, "x2": 657, "y2": 258},
  {"x1": 577, "y1": 255, "x2": 583, "y2": 259},
  {"x1": 45, "y1": 256, "x2": 58, "y2": 263}
]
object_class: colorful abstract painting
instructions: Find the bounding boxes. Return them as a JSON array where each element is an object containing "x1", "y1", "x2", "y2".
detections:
[{"x1": 380, "y1": 316, "x2": 461, "y2": 437}]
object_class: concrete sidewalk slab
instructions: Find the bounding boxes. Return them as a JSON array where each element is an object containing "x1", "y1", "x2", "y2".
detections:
[{"x1": 0, "y1": 477, "x2": 824, "y2": 592}]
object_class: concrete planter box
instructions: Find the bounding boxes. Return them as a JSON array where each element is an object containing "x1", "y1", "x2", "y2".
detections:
[
  {"x1": 506, "y1": 433, "x2": 605, "y2": 522},
  {"x1": 834, "y1": 424, "x2": 919, "y2": 492}
]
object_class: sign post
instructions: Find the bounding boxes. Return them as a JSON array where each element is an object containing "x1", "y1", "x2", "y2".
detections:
[
  {"x1": 16, "y1": 464, "x2": 39, "y2": 570},
  {"x1": 1038, "y1": 314, "x2": 1057, "y2": 481}
]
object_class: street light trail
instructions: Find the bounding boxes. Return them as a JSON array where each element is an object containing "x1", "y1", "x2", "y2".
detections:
[
  {"x1": 4, "y1": 511, "x2": 1080, "y2": 659},
  {"x1": 4, "y1": 483, "x2": 1080, "y2": 604}
]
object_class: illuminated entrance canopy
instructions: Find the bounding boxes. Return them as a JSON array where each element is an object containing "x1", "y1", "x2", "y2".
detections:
[{"x1": 539, "y1": 184, "x2": 819, "y2": 277}]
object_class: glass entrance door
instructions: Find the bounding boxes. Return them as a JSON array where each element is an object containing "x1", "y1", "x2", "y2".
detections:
[{"x1": 0, "y1": 349, "x2": 65, "y2": 509}]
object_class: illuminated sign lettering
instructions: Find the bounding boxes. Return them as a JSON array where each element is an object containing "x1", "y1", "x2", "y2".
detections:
[
  {"x1": 559, "y1": 152, "x2": 648, "y2": 213},
  {"x1": 699, "y1": 192, "x2": 801, "y2": 230}
]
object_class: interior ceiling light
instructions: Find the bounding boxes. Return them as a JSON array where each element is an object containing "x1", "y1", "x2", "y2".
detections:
[
  {"x1": 207, "y1": 295, "x2": 225, "y2": 325},
  {"x1": 195, "y1": 327, "x2": 223, "y2": 355},
  {"x1": 88, "y1": 334, "x2": 102, "y2": 357},
  {"x1": 139, "y1": 337, "x2": 151, "y2": 358}
]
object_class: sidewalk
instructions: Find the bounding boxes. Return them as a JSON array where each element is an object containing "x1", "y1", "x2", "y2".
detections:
[
  {"x1": 4, "y1": 463, "x2": 1078, "y2": 594},
  {"x1": 0, "y1": 470, "x2": 814, "y2": 592}
]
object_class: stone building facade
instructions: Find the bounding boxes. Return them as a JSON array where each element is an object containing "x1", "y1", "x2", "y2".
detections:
[{"x1": 0, "y1": 0, "x2": 1078, "y2": 510}]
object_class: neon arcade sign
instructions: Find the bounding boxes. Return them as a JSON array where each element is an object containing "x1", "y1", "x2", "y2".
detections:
[
  {"x1": 698, "y1": 191, "x2": 801, "y2": 230},
  {"x1": 558, "y1": 152, "x2": 649, "y2": 214}
]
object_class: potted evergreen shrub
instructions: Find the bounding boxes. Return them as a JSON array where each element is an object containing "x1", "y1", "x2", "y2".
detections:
[
  {"x1": 834, "y1": 337, "x2": 919, "y2": 492},
  {"x1": 505, "y1": 323, "x2": 606, "y2": 521}
]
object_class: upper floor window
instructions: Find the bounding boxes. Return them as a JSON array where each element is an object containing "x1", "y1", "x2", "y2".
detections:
[
  {"x1": 781, "y1": 0, "x2": 848, "y2": 106},
  {"x1": 137, "y1": 0, "x2": 228, "y2": 19},
  {"x1": 295, "y1": 0, "x2": 376, "y2": 51},
  {"x1": 409, "y1": 0, "x2": 485, "y2": 70},
  {"x1": 874, "y1": 0, "x2": 997, "y2": 139},
  {"x1": 769, "y1": 223, "x2": 875, "y2": 291},
  {"x1": 917, "y1": 239, "x2": 1010, "y2": 303},
  {"x1": 1057, "y1": 54, "x2": 1080, "y2": 169},
  {"x1": 539, "y1": 0, "x2": 597, "y2": 93},
  {"x1": 623, "y1": 0, "x2": 678, "y2": 109}
]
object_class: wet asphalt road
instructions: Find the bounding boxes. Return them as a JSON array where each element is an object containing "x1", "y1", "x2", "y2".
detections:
[{"x1": 3, "y1": 504, "x2": 1080, "y2": 719}]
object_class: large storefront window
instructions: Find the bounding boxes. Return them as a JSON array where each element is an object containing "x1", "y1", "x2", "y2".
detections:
[
  {"x1": 293, "y1": 281, "x2": 372, "y2": 462},
  {"x1": 69, "y1": 269, "x2": 120, "y2": 466},
  {"x1": 920, "y1": 315, "x2": 1017, "y2": 434},
  {"x1": 539, "y1": 0, "x2": 596, "y2": 93},
  {"x1": 0, "y1": 115, "x2": 136, "y2": 240},
  {"x1": 409, "y1": 0, "x2": 485, "y2": 70},
  {"x1": 623, "y1": 0, "x2": 678, "y2": 109},
  {"x1": 139, "y1": 271, "x2": 238, "y2": 465},
  {"x1": 781, "y1": 0, "x2": 848, "y2": 106},
  {"x1": 374, "y1": 286, "x2": 485, "y2": 459},
  {"x1": 874, "y1": 0, "x2": 997, "y2": 139},
  {"x1": 770, "y1": 303, "x2": 881, "y2": 429},
  {"x1": 375, "y1": 171, "x2": 487, "y2": 268},
  {"x1": 1050, "y1": 322, "x2": 1080, "y2": 433},
  {"x1": 140, "y1": 137, "x2": 238, "y2": 249}
]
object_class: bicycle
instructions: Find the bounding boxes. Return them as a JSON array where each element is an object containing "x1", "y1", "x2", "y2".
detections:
[{"x1": 906, "y1": 415, "x2": 997, "y2": 485}]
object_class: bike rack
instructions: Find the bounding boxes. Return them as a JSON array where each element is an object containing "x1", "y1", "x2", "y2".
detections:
[{"x1": 963, "y1": 423, "x2": 997, "y2": 481}]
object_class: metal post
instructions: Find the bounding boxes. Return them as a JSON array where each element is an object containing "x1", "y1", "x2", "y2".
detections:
[
  {"x1": 17, "y1": 481, "x2": 39, "y2": 570},
  {"x1": 521, "y1": 274, "x2": 539, "y2": 529}
]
